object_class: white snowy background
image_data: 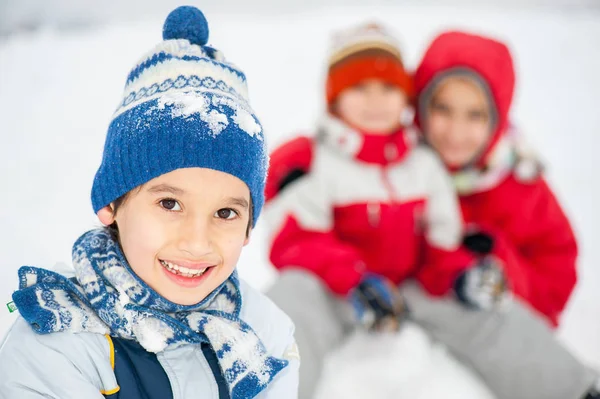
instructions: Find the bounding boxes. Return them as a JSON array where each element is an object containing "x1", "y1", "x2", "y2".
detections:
[{"x1": 1, "y1": 1, "x2": 598, "y2": 397}]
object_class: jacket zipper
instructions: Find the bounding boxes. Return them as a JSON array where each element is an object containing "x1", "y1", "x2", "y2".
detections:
[
  {"x1": 366, "y1": 166, "x2": 398, "y2": 228},
  {"x1": 380, "y1": 166, "x2": 398, "y2": 201}
]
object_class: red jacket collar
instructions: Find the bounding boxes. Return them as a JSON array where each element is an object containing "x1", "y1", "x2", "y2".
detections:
[{"x1": 318, "y1": 115, "x2": 414, "y2": 166}]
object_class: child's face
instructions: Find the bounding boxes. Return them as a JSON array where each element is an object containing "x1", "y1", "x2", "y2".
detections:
[
  {"x1": 425, "y1": 77, "x2": 492, "y2": 168},
  {"x1": 335, "y1": 79, "x2": 407, "y2": 134},
  {"x1": 98, "y1": 168, "x2": 251, "y2": 306}
]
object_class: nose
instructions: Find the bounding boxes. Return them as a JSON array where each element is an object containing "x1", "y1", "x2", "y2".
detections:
[
  {"x1": 447, "y1": 116, "x2": 467, "y2": 142},
  {"x1": 367, "y1": 86, "x2": 385, "y2": 105},
  {"x1": 177, "y1": 215, "x2": 213, "y2": 258}
]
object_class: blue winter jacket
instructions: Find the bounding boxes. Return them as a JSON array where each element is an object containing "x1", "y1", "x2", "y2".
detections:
[{"x1": 0, "y1": 279, "x2": 299, "y2": 398}]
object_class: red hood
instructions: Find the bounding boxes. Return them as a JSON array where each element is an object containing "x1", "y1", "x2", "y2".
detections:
[{"x1": 414, "y1": 31, "x2": 515, "y2": 168}]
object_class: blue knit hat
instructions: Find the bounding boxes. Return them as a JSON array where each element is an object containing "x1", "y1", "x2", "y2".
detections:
[{"x1": 92, "y1": 6, "x2": 267, "y2": 226}]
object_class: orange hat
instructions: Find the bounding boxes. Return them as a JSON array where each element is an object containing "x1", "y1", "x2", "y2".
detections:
[{"x1": 326, "y1": 23, "x2": 413, "y2": 105}]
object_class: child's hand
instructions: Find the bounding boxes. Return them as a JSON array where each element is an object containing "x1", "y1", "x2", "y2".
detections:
[
  {"x1": 463, "y1": 231, "x2": 495, "y2": 255},
  {"x1": 454, "y1": 256, "x2": 511, "y2": 311},
  {"x1": 348, "y1": 274, "x2": 407, "y2": 332}
]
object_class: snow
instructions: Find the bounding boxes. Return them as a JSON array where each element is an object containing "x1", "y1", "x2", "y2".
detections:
[
  {"x1": 130, "y1": 316, "x2": 172, "y2": 353},
  {"x1": 232, "y1": 107, "x2": 262, "y2": 137},
  {"x1": 157, "y1": 91, "x2": 262, "y2": 137},
  {"x1": 158, "y1": 91, "x2": 210, "y2": 119},
  {"x1": 315, "y1": 324, "x2": 495, "y2": 399},
  {"x1": 159, "y1": 91, "x2": 231, "y2": 135},
  {"x1": 1, "y1": 4, "x2": 599, "y2": 397}
]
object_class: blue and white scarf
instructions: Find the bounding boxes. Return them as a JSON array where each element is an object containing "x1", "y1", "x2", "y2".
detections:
[{"x1": 12, "y1": 228, "x2": 288, "y2": 399}]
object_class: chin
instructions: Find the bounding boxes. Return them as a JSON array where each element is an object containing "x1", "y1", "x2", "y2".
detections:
[
  {"x1": 155, "y1": 283, "x2": 208, "y2": 305},
  {"x1": 440, "y1": 153, "x2": 467, "y2": 168},
  {"x1": 178, "y1": 297, "x2": 205, "y2": 306},
  {"x1": 364, "y1": 124, "x2": 397, "y2": 134},
  {"x1": 447, "y1": 160, "x2": 469, "y2": 170},
  {"x1": 165, "y1": 292, "x2": 207, "y2": 306}
]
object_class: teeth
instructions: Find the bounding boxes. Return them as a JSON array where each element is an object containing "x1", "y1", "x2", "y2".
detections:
[{"x1": 160, "y1": 260, "x2": 208, "y2": 277}]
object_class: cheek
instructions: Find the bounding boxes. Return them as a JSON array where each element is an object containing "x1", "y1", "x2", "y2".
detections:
[
  {"x1": 382, "y1": 93, "x2": 405, "y2": 118},
  {"x1": 467, "y1": 122, "x2": 491, "y2": 150},
  {"x1": 336, "y1": 93, "x2": 364, "y2": 119},
  {"x1": 223, "y1": 234, "x2": 246, "y2": 264},
  {"x1": 117, "y1": 211, "x2": 165, "y2": 272},
  {"x1": 426, "y1": 114, "x2": 449, "y2": 145},
  {"x1": 212, "y1": 227, "x2": 247, "y2": 267}
]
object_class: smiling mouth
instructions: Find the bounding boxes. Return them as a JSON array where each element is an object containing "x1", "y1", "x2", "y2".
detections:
[{"x1": 159, "y1": 260, "x2": 210, "y2": 278}]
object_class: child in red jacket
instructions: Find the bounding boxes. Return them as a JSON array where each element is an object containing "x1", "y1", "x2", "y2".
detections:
[
  {"x1": 414, "y1": 31, "x2": 575, "y2": 326},
  {"x1": 265, "y1": 22, "x2": 466, "y2": 398},
  {"x1": 404, "y1": 30, "x2": 599, "y2": 399}
]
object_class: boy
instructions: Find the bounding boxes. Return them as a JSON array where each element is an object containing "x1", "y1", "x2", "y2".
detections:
[
  {"x1": 264, "y1": 22, "x2": 465, "y2": 398},
  {"x1": 0, "y1": 7, "x2": 299, "y2": 399}
]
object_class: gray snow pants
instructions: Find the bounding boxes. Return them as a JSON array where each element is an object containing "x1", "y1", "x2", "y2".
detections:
[{"x1": 267, "y1": 269, "x2": 596, "y2": 399}]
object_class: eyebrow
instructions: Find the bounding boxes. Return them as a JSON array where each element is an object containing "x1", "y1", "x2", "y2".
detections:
[
  {"x1": 147, "y1": 184, "x2": 249, "y2": 208},
  {"x1": 147, "y1": 184, "x2": 185, "y2": 196},
  {"x1": 227, "y1": 197, "x2": 250, "y2": 209}
]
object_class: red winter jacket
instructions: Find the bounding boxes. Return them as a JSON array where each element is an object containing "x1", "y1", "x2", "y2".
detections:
[
  {"x1": 264, "y1": 115, "x2": 468, "y2": 296},
  {"x1": 414, "y1": 31, "x2": 578, "y2": 326}
]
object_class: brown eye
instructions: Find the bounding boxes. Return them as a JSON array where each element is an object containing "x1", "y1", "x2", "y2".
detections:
[
  {"x1": 215, "y1": 208, "x2": 237, "y2": 220},
  {"x1": 468, "y1": 110, "x2": 487, "y2": 121},
  {"x1": 431, "y1": 101, "x2": 450, "y2": 115},
  {"x1": 382, "y1": 82, "x2": 397, "y2": 91},
  {"x1": 352, "y1": 82, "x2": 368, "y2": 92},
  {"x1": 160, "y1": 199, "x2": 181, "y2": 211}
]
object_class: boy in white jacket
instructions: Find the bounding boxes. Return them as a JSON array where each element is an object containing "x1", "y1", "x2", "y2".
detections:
[{"x1": 0, "y1": 7, "x2": 299, "y2": 399}]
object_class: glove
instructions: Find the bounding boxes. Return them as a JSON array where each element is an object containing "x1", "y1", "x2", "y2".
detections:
[
  {"x1": 454, "y1": 255, "x2": 510, "y2": 311},
  {"x1": 584, "y1": 379, "x2": 600, "y2": 399},
  {"x1": 349, "y1": 274, "x2": 407, "y2": 332},
  {"x1": 463, "y1": 231, "x2": 495, "y2": 255}
]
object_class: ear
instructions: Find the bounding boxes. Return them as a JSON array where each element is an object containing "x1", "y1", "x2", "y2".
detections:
[
  {"x1": 243, "y1": 228, "x2": 252, "y2": 246},
  {"x1": 328, "y1": 102, "x2": 338, "y2": 117},
  {"x1": 97, "y1": 206, "x2": 115, "y2": 226}
]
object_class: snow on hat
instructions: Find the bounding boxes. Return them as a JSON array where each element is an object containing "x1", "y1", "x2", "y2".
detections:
[
  {"x1": 326, "y1": 22, "x2": 413, "y2": 105},
  {"x1": 91, "y1": 6, "x2": 267, "y2": 226}
]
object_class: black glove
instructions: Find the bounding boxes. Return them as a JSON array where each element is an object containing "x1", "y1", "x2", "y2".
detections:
[
  {"x1": 349, "y1": 274, "x2": 407, "y2": 332},
  {"x1": 463, "y1": 231, "x2": 495, "y2": 255},
  {"x1": 583, "y1": 379, "x2": 600, "y2": 399},
  {"x1": 454, "y1": 256, "x2": 510, "y2": 310}
]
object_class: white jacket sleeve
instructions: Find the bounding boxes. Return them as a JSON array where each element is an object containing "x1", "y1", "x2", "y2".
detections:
[
  {"x1": 421, "y1": 147, "x2": 464, "y2": 250},
  {"x1": 239, "y1": 280, "x2": 300, "y2": 398},
  {"x1": 0, "y1": 318, "x2": 115, "y2": 399},
  {"x1": 258, "y1": 336, "x2": 300, "y2": 399}
]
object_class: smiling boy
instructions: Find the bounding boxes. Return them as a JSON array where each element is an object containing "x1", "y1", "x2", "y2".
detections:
[{"x1": 0, "y1": 7, "x2": 299, "y2": 399}]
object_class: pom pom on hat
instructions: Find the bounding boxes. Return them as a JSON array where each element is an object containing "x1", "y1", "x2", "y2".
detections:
[{"x1": 162, "y1": 6, "x2": 209, "y2": 46}]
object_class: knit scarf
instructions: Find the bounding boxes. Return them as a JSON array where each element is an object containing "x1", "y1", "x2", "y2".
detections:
[{"x1": 12, "y1": 228, "x2": 287, "y2": 399}]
